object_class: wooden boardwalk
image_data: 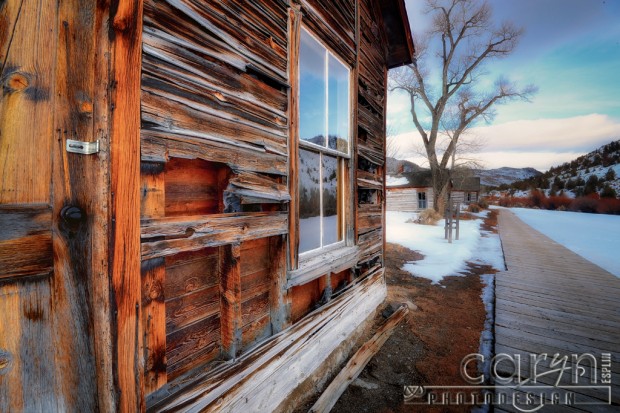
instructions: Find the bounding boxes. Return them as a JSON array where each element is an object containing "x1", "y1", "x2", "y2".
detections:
[{"x1": 494, "y1": 209, "x2": 620, "y2": 413}]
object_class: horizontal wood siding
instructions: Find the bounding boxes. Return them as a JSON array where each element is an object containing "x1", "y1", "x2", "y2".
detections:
[
  {"x1": 140, "y1": 0, "x2": 294, "y2": 393},
  {"x1": 140, "y1": 0, "x2": 394, "y2": 402},
  {"x1": 386, "y1": 187, "x2": 435, "y2": 211},
  {"x1": 386, "y1": 188, "x2": 419, "y2": 212},
  {"x1": 356, "y1": 0, "x2": 388, "y2": 276}
]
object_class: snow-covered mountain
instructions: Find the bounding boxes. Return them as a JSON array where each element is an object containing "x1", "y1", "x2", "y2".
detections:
[
  {"x1": 475, "y1": 167, "x2": 542, "y2": 187},
  {"x1": 386, "y1": 157, "x2": 541, "y2": 187},
  {"x1": 501, "y1": 139, "x2": 620, "y2": 198}
]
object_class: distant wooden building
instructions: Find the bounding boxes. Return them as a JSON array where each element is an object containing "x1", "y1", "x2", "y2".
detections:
[
  {"x1": 0, "y1": 0, "x2": 414, "y2": 411},
  {"x1": 387, "y1": 171, "x2": 480, "y2": 211}
]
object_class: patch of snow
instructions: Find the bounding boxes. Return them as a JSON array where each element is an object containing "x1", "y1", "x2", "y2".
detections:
[
  {"x1": 511, "y1": 208, "x2": 620, "y2": 277},
  {"x1": 386, "y1": 175, "x2": 409, "y2": 187},
  {"x1": 386, "y1": 211, "x2": 505, "y2": 283}
]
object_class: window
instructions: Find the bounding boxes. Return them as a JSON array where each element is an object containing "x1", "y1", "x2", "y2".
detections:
[
  {"x1": 298, "y1": 28, "x2": 351, "y2": 256},
  {"x1": 418, "y1": 192, "x2": 427, "y2": 209}
]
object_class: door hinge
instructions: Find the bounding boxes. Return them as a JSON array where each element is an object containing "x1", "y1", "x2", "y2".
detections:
[{"x1": 66, "y1": 139, "x2": 100, "y2": 155}]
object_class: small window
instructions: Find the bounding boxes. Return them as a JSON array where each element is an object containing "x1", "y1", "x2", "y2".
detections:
[
  {"x1": 298, "y1": 28, "x2": 351, "y2": 256},
  {"x1": 418, "y1": 192, "x2": 427, "y2": 209}
]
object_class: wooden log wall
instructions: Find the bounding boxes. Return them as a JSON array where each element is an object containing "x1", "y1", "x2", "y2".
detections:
[
  {"x1": 386, "y1": 188, "x2": 421, "y2": 212},
  {"x1": 139, "y1": 0, "x2": 393, "y2": 399},
  {"x1": 386, "y1": 188, "x2": 435, "y2": 211}
]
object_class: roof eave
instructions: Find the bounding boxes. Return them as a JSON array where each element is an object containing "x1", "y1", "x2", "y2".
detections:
[{"x1": 380, "y1": 0, "x2": 415, "y2": 69}]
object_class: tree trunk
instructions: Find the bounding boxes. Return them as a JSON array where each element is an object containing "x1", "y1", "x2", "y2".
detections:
[{"x1": 431, "y1": 167, "x2": 451, "y2": 214}]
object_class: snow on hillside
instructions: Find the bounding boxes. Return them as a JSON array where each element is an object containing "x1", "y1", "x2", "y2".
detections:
[
  {"x1": 512, "y1": 208, "x2": 620, "y2": 277},
  {"x1": 475, "y1": 167, "x2": 541, "y2": 187},
  {"x1": 386, "y1": 175, "x2": 409, "y2": 187},
  {"x1": 386, "y1": 210, "x2": 504, "y2": 283},
  {"x1": 500, "y1": 140, "x2": 620, "y2": 198}
]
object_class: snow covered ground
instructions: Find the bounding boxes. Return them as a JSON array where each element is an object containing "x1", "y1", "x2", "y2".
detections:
[
  {"x1": 386, "y1": 210, "x2": 505, "y2": 283},
  {"x1": 511, "y1": 208, "x2": 620, "y2": 277}
]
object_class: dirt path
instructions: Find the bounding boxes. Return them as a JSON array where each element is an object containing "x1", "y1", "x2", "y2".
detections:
[{"x1": 328, "y1": 210, "x2": 499, "y2": 413}]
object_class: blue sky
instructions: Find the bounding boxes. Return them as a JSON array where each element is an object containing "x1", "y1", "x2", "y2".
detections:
[{"x1": 388, "y1": 0, "x2": 620, "y2": 170}]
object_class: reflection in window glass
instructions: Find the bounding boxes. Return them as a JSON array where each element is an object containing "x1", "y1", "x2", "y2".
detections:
[
  {"x1": 328, "y1": 55, "x2": 350, "y2": 153},
  {"x1": 299, "y1": 149, "x2": 321, "y2": 253},
  {"x1": 299, "y1": 30, "x2": 326, "y2": 146},
  {"x1": 322, "y1": 155, "x2": 341, "y2": 246}
]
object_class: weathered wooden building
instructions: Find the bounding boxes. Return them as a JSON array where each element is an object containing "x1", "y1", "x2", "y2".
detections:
[
  {"x1": 0, "y1": 0, "x2": 413, "y2": 411},
  {"x1": 387, "y1": 171, "x2": 480, "y2": 211}
]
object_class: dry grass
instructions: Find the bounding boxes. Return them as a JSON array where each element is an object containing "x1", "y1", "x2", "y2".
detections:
[{"x1": 417, "y1": 209, "x2": 443, "y2": 225}]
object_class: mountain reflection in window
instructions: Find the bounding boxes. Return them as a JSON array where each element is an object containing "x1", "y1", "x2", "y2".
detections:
[
  {"x1": 299, "y1": 29, "x2": 349, "y2": 154},
  {"x1": 322, "y1": 155, "x2": 341, "y2": 246},
  {"x1": 299, "y1": 149, "x2": 321, "y2": 253}
]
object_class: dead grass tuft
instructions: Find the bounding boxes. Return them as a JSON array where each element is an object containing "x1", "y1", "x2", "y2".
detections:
[{"x1": 417, "y1": 209, "x2": 443, "y2": 225}]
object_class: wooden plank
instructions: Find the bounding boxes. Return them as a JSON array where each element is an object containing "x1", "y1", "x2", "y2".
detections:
[
  {"x1": 496, "y1": 293, "x2": 620, "y2": 320},
  {"x1": 309, "y1": 304, "x2": 408, "y2": 413},
  {"x1": 287, "y1": 245, "x2": 360, "y2": 288},
  {"x1": 164, "y1": 249, "x2": 219, "y2": 299},
  {"x1": 0, "y1": 205, "x2": 52, "y2": 280},
  {"x1": 166, "y1": 313, "x2": 221, "y2": 381},
  {"x1": 269, "y1": 235, "x2": 291, "y2": 334},
  {"x1": 495, "y1": 309, "x2": 620, "y2": 345},
  {"x1": 0, "y1": 0, "x2": 54, "y2": 204},
  {"x1": 227, "y1": 171, "x2": 291, "y2": 203},
  {"x1": 496, "y1": 285, "x2": 620, "y2": 315},
  {"x1": 495, "y1": 325, "x2": 620, "y2": 365},
  {"x1": 141, "y1": 130, "x2": 288, "y2": 175},
  {"x1": 140, "y1": 212, "x2": 288, "y2": 260},
  {"x1": 147, "y1": 268, "x2": 386, "y2": 412},
  {"x1": 141, "y1": 157, "x2": 167, "y2": 396},
  {"x1": 287, "y1": 4, "x2": 302, "y2": 270},
  {"x1": 495, "y1": 313, "x2": 619, "y2": 353},
  {"x1": 0, "y1": 280, "x2": 59, "y2": 412},
  {"x1": 165, "y1": 284, "x2": 220, "y2": 333},
  {"x1": 142, "y1": 258, "x2": 167, "y2": 395},
  {"x1": 141, "y1": 162, "x2": 166, "y2": 219},
  {"x1": 496, "y1": 298, "x2": 620, "y2": 333},
  {"x1": 241, "y1": 291, "x2": 270, "y2": 327},
  {"x1": 241, "y1": 313, "x2": 271, "y2": 349},
  {"x1": 496, "y1": 275, "x2": 620, "y2": 299},
  {"x1": 220, "y1": 243, "x2": 242, "y2": 359},
  {"x1": 164, "y1": 157, "x2": 222, "y2": 216},
  {"x1": 108, "y1": 0, "x2": 144, "y2": 408}
]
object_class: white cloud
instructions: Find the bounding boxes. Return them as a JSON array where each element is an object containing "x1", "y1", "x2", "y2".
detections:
[
  {"x1": 472, "y1": 114, "x2": 620, "y2": 152},
  {"x1": 389, "y1": 114, "x2": 620, "y2": 171}
]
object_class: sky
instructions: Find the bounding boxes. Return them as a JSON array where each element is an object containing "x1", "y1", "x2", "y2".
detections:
[{"x1": 388, "y1": 0, "x2": 620, "y2": 171}]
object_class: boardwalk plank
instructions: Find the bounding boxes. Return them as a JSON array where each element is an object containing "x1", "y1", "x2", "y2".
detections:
[{"x1": 495, "y1": 209, "x2": 620, "y2": 411}]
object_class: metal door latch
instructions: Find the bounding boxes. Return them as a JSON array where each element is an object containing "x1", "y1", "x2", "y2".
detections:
[{"x1": 66, "y1": 139, "x2": 100, "y2": 155}]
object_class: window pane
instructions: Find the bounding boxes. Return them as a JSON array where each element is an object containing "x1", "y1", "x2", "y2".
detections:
[
  {"x1": 299, "y1": 30, "x2": 326, "y2": 147},
  {"x1": 299, "y1": 149, "x2": 321, "y2": 253},
  {"x1": 322, "y1": 155, "x2": 341, "y2": 246},
  {"x1": 328, "y1": 54, "x2": 350, "y2": 153}
]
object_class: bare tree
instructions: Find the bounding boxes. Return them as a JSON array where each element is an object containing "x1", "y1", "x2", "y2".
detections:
[{"x1": 390, "y1": 0, "x2": 537, "y2": 212}]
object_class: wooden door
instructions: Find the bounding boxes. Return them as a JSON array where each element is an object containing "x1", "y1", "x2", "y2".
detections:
[
  {"x1": 0, "y1": 0, "x2": 101, "y2": 410},
  {"x1": 0, "y1": 0, "x2": 144, "y2": 409}
]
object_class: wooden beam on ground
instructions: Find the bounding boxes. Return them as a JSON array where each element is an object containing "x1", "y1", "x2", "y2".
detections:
[{"x1": 308, "y1": 304, "x2": 409, "y2": 413}]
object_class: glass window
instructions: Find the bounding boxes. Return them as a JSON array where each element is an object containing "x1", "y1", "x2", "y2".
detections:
[
  {"x1": 418, "y1": 192, "x2": 427, "y2": 209},
  {"x1": 299, "y1": 149, "x2": 321, "y2": 253},
  {"x1": 299, "y1": 30, "x2": 327, "y2": 146},
  {"x1": 298, "y1": 28, "x2": 350, "y2": 255}
]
